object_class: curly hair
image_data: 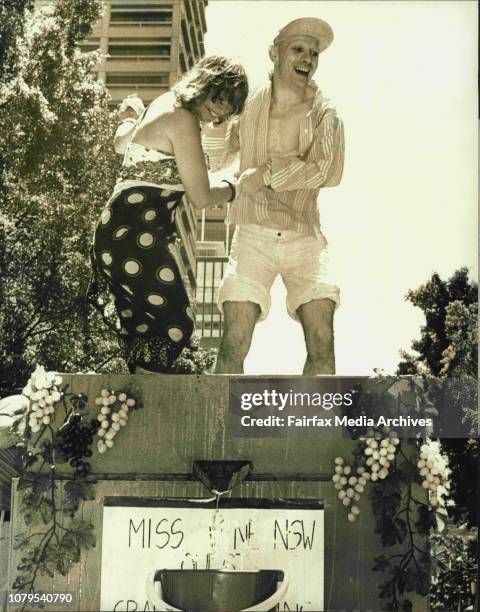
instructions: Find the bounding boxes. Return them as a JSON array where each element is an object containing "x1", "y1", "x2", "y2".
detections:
[{"x1": 173, "y1": 55, "x2": 248, "y2": 115}]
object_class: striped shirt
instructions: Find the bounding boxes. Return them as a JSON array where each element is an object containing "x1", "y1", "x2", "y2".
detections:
[{"x1": 202, "y1": 81, "x2": 345, "y2": 238}]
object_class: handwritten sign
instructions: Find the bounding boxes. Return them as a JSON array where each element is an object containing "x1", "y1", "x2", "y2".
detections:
[{"x1": 100, "y1": 498, "x2": 324, "y2": 611}]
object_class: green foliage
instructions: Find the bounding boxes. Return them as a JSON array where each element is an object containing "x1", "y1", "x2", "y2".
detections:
[
  {"x1": 170, "y1": 334, "x2": 217, "y2": 374},
  {"x1": 398, "y1": 269, "x2": 478, "y2": 528},
  {"x1": 0, "y1": 0, "x2": 124, "y2": 397},
  {"x1": 430, "y1": 534, "x2": 477, "y2": 610},
  {"x1": 342, "y1": 380, "x2": 456, "y2": 608},
  {"x1": 440, "y1": 438, "x2": 478, "y2": 527},
  {"x1": 398, "y1": 268, "x2": 477, "y2": 377},
  {"x1": 368, "y1": 445, "x2": 434, "y2": 609},
  {"x1": 0, "y1": 0, "x2": 34, "y2": 79},
  {"x1": 13, "y1": 384, "x2": 97, "y2": 602},
  {"x1": 396, "y1": 269, "x2": 478, "y2": 609}
]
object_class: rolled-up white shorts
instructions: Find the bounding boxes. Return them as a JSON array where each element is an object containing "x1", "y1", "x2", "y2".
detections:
[{"x1": 217, "y1": 224, "x2": 340, "y2": 322}]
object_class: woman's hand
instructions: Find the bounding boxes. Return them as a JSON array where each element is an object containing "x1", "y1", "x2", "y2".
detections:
[{"x1": 235, "y1": 166, "x2": 268, "y2": 196}]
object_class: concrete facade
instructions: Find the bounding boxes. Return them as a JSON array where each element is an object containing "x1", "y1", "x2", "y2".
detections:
[{"x1": 83, "y1": 0, "x2": 208, "y2": 106}]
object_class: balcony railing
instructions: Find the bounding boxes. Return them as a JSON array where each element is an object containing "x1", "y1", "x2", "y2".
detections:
[{"x1": 195, "y1": 256, "x2": 228, "y2": 338}]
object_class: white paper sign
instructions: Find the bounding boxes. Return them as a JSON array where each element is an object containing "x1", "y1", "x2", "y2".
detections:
[{"x1": 100, "y1": 499, "x2": 324, "y2": 611}]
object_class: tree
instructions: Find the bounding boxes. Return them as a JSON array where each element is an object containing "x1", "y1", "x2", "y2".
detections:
[
  {"x1": 398, "y1": 268, "x2": 477, "y2": 377},
  {"x1": 398, "y1": 267, "x2": 478, "y2": 527},
  {"x1": 0, "y1": 0, "x2": 124, "y2": 397},
  {"x1": 0, "y1": 0, "x2": 34, "y2": 78},
  {"x1": 430, "y1": 534, "x2": 477, "y2": 610}
]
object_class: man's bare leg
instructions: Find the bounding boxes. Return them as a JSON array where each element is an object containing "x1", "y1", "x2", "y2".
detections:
[
  {"x1": 298, "y1": 298, "x2": 336, "y2": 375},
  {"x1": 214, "y1": 301, "x2": 260, "y2": 373}
]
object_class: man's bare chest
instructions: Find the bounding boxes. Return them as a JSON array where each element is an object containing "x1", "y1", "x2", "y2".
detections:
[{"x1": 267, "y1": 103, "x2": 310, "y2": 156}]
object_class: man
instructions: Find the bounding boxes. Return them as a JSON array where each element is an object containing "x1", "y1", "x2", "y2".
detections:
[{"x1": 210, "y1": 17, "x2": 345, "y2": 375}]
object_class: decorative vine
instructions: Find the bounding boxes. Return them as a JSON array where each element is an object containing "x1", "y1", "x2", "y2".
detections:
[
  {"x1": 332, "y1": 378, "x2": 451, "y2": 610},
  {"x1": 10, "y1": 366, "x2": 140, "y2": 608}
]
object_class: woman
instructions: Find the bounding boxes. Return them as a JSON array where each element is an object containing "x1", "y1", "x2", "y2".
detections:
[{"x1": 91, "y1": 56, "x2": 248, "y2": 373}]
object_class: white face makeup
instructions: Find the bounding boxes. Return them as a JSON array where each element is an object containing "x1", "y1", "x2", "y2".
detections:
[{"x1": 273, "y1": 35, "x2": 320, "y2": 85}]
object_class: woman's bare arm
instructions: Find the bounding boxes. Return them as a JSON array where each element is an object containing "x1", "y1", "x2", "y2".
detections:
[
  {"x1": 135, "y1": 106, "x2": 232, "y2": 210},
  {"x1": 114, "y1": 119, "x2": 136, "y2": 154},
  {"x1": 169, "y1": 109, "x2": 232, "y2": 209}
]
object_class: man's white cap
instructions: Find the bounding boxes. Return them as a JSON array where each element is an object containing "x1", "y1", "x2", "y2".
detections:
[{"x1": 273, "y1": 17, "x2": 334, "y2": 53}]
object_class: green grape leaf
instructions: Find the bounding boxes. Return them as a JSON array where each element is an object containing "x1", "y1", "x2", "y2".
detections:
[
  {"x1": 394, "y1": 518, "x2": 408, "y2": 544},
  {"x1": 372, "y1": 555, "x2": 391, "y2": 572}
]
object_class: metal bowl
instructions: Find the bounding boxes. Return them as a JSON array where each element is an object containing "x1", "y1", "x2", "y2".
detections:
[{"x1": 154, "y1": 569, "x2": 284, "y2": 611}]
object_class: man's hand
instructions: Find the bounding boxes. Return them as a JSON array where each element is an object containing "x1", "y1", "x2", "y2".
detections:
[{"x1": 236, "y1": 166, "x2": 268, "y2": 196}]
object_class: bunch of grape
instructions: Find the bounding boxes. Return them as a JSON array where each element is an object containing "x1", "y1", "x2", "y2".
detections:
[
  {"x1": 363, "y1": 434, "x2": 399, "y2": 482},
  {"x1": 55, "y1": 414, "x2": 98, "y2": 478},
  {"x1": 94, "y1": 389, "x2": 136, "y2": 454},
  {"x1": 332, "y1": 458, "x2": 369, "y2": 522},
  {"x1": 23, "y1": 369, "x2": 63, "y2": 434},
  {"x1": 331, "y1": 432, "x2": 400, "y2": 522},
  {"x1": 417, "y1": 441, "x2": 450, "y2": 507}
]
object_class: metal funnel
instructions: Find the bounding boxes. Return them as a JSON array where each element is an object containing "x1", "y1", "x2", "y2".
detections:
[{"x1": 193, "y1": 460, "x2": 253, "y2": 495}]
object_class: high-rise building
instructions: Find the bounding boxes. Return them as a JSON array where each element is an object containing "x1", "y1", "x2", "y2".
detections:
[{"x1": 82, "y1": 0, "x2": 208, "y2": 106}]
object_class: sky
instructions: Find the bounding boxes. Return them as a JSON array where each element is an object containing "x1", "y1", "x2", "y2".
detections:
[{"x1": 203, "y1": 0, "x2": 478, "y2": 376}]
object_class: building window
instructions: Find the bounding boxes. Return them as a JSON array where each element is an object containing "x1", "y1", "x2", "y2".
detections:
[
  {"x1": 183, "y1": 0, "x2": 193, "y2": 21},
  {"x1": 108, "y1": 43, "x2": 170, "y2": 57},
  {"x1": 181, "y1": 210, "x2": 193, "y2": 235},
  {"x1": 106, "y1": 74, "x2": 170, "y2": 87},
  {"x1": 80, "y1": 38, "x2": 100, "y2": 53},
  {"x1": 188, "y1": 269, "x2": 196, "y2": 291},
  {"x1": 179, "y1": 52, "x2": 187, "y2": 74},
  {"x1": 110, "y1": 4, "x2": 173, "y2": 25},
  {"x1": 181, "y1": 20, "x2": 191, "y2": 55},
  {"x1": 189, "y1": 25, "x2": 199, "y2": 58},
  {"x1": 191, "y1": 1, "x2": 201, "y2": 28},
  {"x1": 197, "y1": 219, "x2": 229, "y2": 244}
]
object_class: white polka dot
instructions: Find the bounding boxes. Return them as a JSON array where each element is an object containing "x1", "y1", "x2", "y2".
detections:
[
  {"x1": 147, "y1": 294, "x2": 165, "y2": 306},
  {"x1": 168, "y1": 327, "x2": 184, "y2": 342},
  {"x1": 121, "y1": 309, "x2": 133, "y2": 318},
  {"x1": 100, "y1": 209, "x2": 111, "y2": 225},
  {"x1": 138, "y1": 232, "x2": 154, "y2": 248},
  {"x1": 127, "y1": 192, "x2": 145, "y2": 204},
  {"x1": 136, "y1": 324, "x2": 149, "y2": 333},
  {"x1": 124, "y1": 260, "x2": 141, "y2": 276},
  {"x1": 162, "y1": 190, "x2": 173, "y2": 197},
  {"x1": 186, "y1": 306, "x2": 194, "y2": 321},
  {"x1": 114, "y1": 227, "x2": 129, "y2": 239},
  {"x1": 101, "y1": 252, "x2": 113, "y2": 266},
  {"x1": 157, "y1": 267, "x2": 175, "y2": 283},
  {"x1": 143, "y1": 209, "x2": 157, "y2": 222}
]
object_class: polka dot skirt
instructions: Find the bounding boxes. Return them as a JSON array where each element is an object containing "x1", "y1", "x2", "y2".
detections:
[{"x1": 92, "y1": 186, "x2": 194, "y2": 372}]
